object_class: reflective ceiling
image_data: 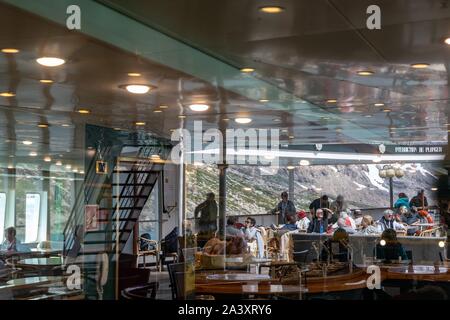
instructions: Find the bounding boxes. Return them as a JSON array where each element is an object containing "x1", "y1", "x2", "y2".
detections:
[{"x1": 0, "y1": 0, "x2": 449, "y2": 169}]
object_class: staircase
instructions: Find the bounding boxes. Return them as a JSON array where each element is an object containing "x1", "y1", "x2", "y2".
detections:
[{"x1": 62, "y1": 144, "x2": 167, "y2": 299}]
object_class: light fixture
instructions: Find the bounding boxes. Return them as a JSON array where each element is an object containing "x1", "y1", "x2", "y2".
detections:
[
  {"x1": 153, "y1": 110, "x2": 163, "y2": 113},
  {"x1": 114, "y1": 127, "x2": 121, "y2": 131},
  {"x1": 240, "y1": 68, "x2": 255, "y2": 73},
  {"x1": 444, "y1": 37, "x2": 450, "y2": 45},
  {"x1": 326, "y1": 99, "x2": 337, "y2": 103},
  {"x1": 410, "y1": 63, "x2": 429, "y2": 69},
  {"x1": 259, "y1": 6, "x2": 284, "y2": 13},
  {"x1": 29, "y1": 151, "x2": 37, "y2": 157},
  {"x1": 72, "y1": 168, "x2": 78, "y2": 173},
  {"x1": 223, "y1": 118, "x2": 230, "y2": 121},
  {"x1": 1, "y1": 48, "x2": 19, "y2": 54},
  {"x1": 178, "y1": 115, "x2": 186, "y2": 119},
  {"x1": 23, "y1": 140, "x2": 33, "y2": 145},
  {"x1": 37, "y1": 123, "x2": 49, "y2": 128},
  {"x1": 287, "y1": 166, "x2": 295, "y2": 170},
  {"x1": 299, "y1": 159, "x2": 310, "y2": 166},
  {"x1": 127, "y1": 73, "x2": 141, "y2": 77},
  {"x1": 0, "y1": 92, "x2": 15, "y2": 97},
  {"x1": 365, "y1": 115, "x2": 373, "y2": 118},
  {"x1": 243, "y1": 187, "x2": 252, "y2": 191},
  {"x1": 273, "y1": 118, "x2": 281, "y2": 122},
  {"x1": 380, "y1": 239, "x2": 386, "y2": 246},
  {"x1": 189, "y1": 104, "x2": 209, "y2": 112},
  {"x1": 383, "y1": 108, "x2": 392, "y2": 112},
  {"x1": 61, "y1": 124, "x2": 70, "y2": 127},
  {"x1": 79, "y1": 170, "x2": 85, "y2": 174},
  {"x1": 36, "y1": 57, "x2": 65, "y2": 67},
  {"x1": 259, "y1": 99, "x2": 269, "y2": 103},
  {"x1": 150, "y1": 154, "x2": 160, "y2": 160},
  {"x1": 125, "y1": 84, "x2": 150, "y2": 94},
  {"x1": 44, "y1": 156, "x2": 52, "y2": 162},
  {"x1": 289, "y1": 135, "x2": 294, "y2": 139},
  {"x1": 438, "y1": 241, "x2": 445, "y2": 248},
  {"x1": 39, "y1": 79, "x2": 53, "y2": 84},
  {"x1": 65, "y1": 164, "x2": 72, "y2": 170},
  {"x1": 159, "y1": 105, "x2": 169, "y2": 109},
  {"x1": 374, "y1": 103, "x2": 385, "y2": 107},
  {"x1": 77, "y1": 109, "x2": 90, "y2": 114},
  {"x1": 431, "y1": 187, "x2": 438, "y2": 191},
  {"x1": 135, "y1": 121, "x2": 146, "y2": 126},
  {"x1": 357, "y1": 70, "x2": 374, "y2": 76},
  {"x1": 235, "y1": 117, "x2": 252, "y2": 124},
  {"x1": 56, "y1": 160, "x2": 62, "y2": 166}
]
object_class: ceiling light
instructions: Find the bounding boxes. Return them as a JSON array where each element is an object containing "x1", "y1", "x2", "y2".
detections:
[
  {"x1": 326, "y1": 99, "x2": 337, "y2": 103},
  {"x1": 56, "y1": 161, "x2": 62, "y2": 166},
  {"x1": 153, "y1": 110, "x2": 163, "y2": 113},
  {"x1": 65, "y1": 164, "x2": 72, "y2": 170},
  {"x1": 410, "y1": 63, "x2": 429, "y2": 69},
  {"x1": 240, "y1": 68, "x2": 255, "y2": 73},
  {"x1": 223, "y1": 118, "x2": 230, "y2": 121},
  {"x1": 444, "y1": 38, "x2": 450, "y2": 45},
  {"x1": 36, "y1": 57, "x2": 65, "y2": 67},
  {"x1": 383, "y1": 108, "x2": 392, "y2": 112},
  {"x1": 135, "y1": 121, "x2": 146, "y2": 126},
  {"x1": 235, "y1": 117, "x2": 252, "y2": 124},
  {"x1": 357, "y1": 70, "x2": 374, "y2": 76},
  {"x1": 38, "y1": 123, "x2": 49, "y2": 128},
  {"x1": 365, "y1": 115, "x2": 373, "y2": 118},
  {"x1": 61, "y1": 124, "x2": 70, "y2": 127},
  {"x1": 287, "y1": 166, "x2": 295, "y2": 170},
  {"x1": 259, "y1": 6, "x2": 284, "y2": 13},
  {"x1": 39, "y1": 79, "x2": 54, "y2": 84},
  {"x1": 7, "y1": 164, "x2": 13, "y2": 169},
  {"x1": 374, "y1": 103, "x2": 384, "y2": 107},
  {"x1": 151, "y1": 154, "x2": 160, "y2": 160},
  {"x1": 299, "y1": 160, "x2": 310, "y2": 166},
  {"x1": 178, "y1": 115, "x2": 186, "y2": 119},
  {"x1": 125, "y1": 84, "x2": 150, "y2": 94},
  {"x1": 1, "y1": 48, "x2": 19, "y2": 53},
  {"x1": 79, "y1": 170, "x2": 85, "y2": 174},
  {"x1": 273, "y1": 118, "x2": 281, "y2": 122},
  {"x1": 431, "y1": 187, "x2": 438, "y2": 191},
  {"x1": 77, "y1": 109, "x2": 90, "y2": 114},
  {"x1": 29, "y1": 152, "x2": 37, "y2": 157},
  {"x1": 44, "y1": 156, "x2": 52, "y2": 162},
  {"x1": 72, "y1": 168, "x2": 78, "y2": 173},
  {"x1": 243, "y1": 187, "x2": 252, "y2": 191},
  {"x1": 380, "y1": 239, "x2": 386, "y2": 246},
  {"x1": 438, "y1": 241, "x2": 445, "y2": 248},
  {"x1": 22, "y1": 140, "x2": 32, "y2": 145},
  {"x1": 189, "y1": 104, "x2": 209, "y2": 112},
  {"x1": 159, "y1": 105, "x2": 169, "y2": 109},
  {"x1": 259, "y1": 99, "x2": 269, "y2": 103},
  {"x1": 127, "y1": 73, "x2": 141, "y2": 77},
  {"x1": 289, "y1": 135, "x2": 294, "y2": 139},
  {"x1": 0, "y1": 92, "x2": 15, "y2": 97},
  {"x1": 114, "y1": 128, "x2": 121, "y2": 131}
]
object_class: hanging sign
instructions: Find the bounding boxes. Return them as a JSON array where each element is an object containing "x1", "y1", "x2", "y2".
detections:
[{"x1": 96, "y1": 160, "x2": 108, "y2": 174}]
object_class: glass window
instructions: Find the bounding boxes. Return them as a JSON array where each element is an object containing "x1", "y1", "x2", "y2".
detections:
[
  {"x1": 139, "y1": 182, "x2": 160, "y2": 242},
  {"x1": 0, "y1": 193, "x2": 6, "y2": 242},
  {"x1": 25, "y1": 193, "x2": 40, "y2": 243}
]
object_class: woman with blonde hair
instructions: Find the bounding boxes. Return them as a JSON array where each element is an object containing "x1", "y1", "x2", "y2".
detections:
[{"x1": 358, "y1": 215, "x2": 379, "y2": 235}]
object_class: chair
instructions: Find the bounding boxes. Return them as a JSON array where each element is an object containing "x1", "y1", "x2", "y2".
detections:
[
  {"x1": 167, "y1": 262, "x2": 185, "y2": 299},
  {"x1": 136, "y1": 233, "x2": 160, "y2": 269},
  {"x1": 160, "y1": 227, "x2": 179, "y2": 271},
  {"x1": 121, "y1": 282, "x2": 159, "y2": 300},
  {"x1": 418, "y1": 227, "x2": 440, "y2": 237}
]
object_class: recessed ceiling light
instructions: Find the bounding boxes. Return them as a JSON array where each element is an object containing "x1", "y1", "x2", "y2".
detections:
[
  {"x1": 36, "y1": 57, "x2": 65, "y2": 67},
  {"x1": 374, "y1": 103, "x2": 384, "y2": 107},
  {"x1": 23, "y1": 140, "x2": 32, "y2": 145},
  {"x1": 79, "y1": 170, "x2": 85, "y2": 174},
  {"x1": 55, "y1": 160, "x2": 62, "y2": 166},
  {"x1": 153, "y1": 110, "x2": 163, "y2": 113},
  {"x1": 61, "y1": 124, "x2": 70, "y2": 127},
  {"x1": 7, "y1": 164, "x2": 13, "y2": 169},
  {"x1": 37, "y1": 123, "x2": 49, "y2": 128},
  {"x1": 273, "y1": 118, "x2": 281, "y2": 122},
  {"x1": 223, "y1": 118, "x2": 230, "y2": 121},
  {"x1": 0, "y1": 92, "x2": 15, "y2": 97},
  {"x1": 159, "y1": 105, "x2": 169, "y2": 109},
  {"x1": 135, "y1": 121, "x2": 146, "y2": 126},
  {"x1": 410, "y1": 63, "x2": 429, "y2": 69},
  {"x1": 178, "y1": 115, "x2": 186, "y2": 119},
  {"x1": 235, "y1": 117, "x2": 252, "y2": 124},
  {"x1": 357, "y1": 70, "x2": 374, "y2": 76},
  {"x1": 299, "y1": 160, "x2": 310, "y2": 166},
  {"x1": 259, "y1": 99, "x2": 269, "y2": 103},
  {"x1": 72, "y1": 168, "x2": 78, "y2": 173},
  {"x1": 127, "y1": 73, "x2": 141, "y2": 77},
  {"x1": 125, "y1": 84, "x2": 150, "y2": 94},
  {"x1": 44, "y1": 156, "x2": 52, "y2": 162},
  {"x1": 243, "y1": 187, "x2": 252, "y2": 191},
  {"x1": 289, "y1": 135, "x2": 295, "y2": 139},
  {"x1": 287, "y1": 166, "x2": 296, "y2": 170},
  {"x1": 383, "y1": 108, "x2": 392, "y2": 112},
  {"x1": 259, "y1": 6, "x2": 284, "y2": 13},
  {"x1": 1, "y1": 48, "x2": 19, "y2": 54},
  {"x1": 39, "y1": 79, "x2": 53, "y2": 84},
  {"x1": 444, "y1": 37, "x2": 450, "y2": 45},
  {"x1": 77, "y1": 109, "x2": 90, "y2": 114},
  {"x1": 65, "y1": 164, "x2": 72, "y2": 169},
  {"x1": 326, "y1": 99, "x2": 337, "y2": 103},
  {"x1": 150, "y1": 154, "x2": 161, "y2": 160},
  {"x1": 29, "y1": 152, "x2": 37, "y2": 157},
  {"x1": 189, "y1": 104, "x2": 209, "y2": 112},
  {"x1": 114, "y1": 127, "x2": 121, "y2": 131},
  {"x1": 240, "y1": 68, "x2": 255, "y2": 73}
]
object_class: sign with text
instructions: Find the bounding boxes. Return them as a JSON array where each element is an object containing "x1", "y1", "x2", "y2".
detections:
[{"x1": 391, "y1": 145, "x2": 445, "y2": 154}]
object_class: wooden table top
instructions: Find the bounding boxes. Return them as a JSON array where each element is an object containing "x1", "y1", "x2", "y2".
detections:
[
  {"x1": 205, "y1": 273, "x2": 271, "y2": 281},
  {"x1": 196, "y1": 283, "x2": 308, "y2": 295}
]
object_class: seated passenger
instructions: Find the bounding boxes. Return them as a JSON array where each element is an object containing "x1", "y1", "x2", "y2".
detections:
[
  {"x1": 340, "y1": 211, "x2": 356, "y2": 229},
  {"x1": 400, "y1": 207, "x2": 419, "y2": 235},
  {"x1": 295, "y1": 210, "x2": 310, "y2": 231},
  {"x1": 375, "y1": 229, "x2": 408, "y2": 262},
  {"x1": 225, "y1": 216, "x2": 244, "y2": 238},
  {"x1": 280, "y1": 213, "x2": 298, "y2": 231},
  {"x1": 321, "y1": 228, "x2": 350, "y2": 262},
  {"x1": 353, "y1": 209, "x2": 363, "y2": 228},
  {"x1": 1, "y1": 227, "x2": 24, "y2": 252},
  {"x1": 377, "y1": 210, "x2": 406, "y2": 232},
  {"x1": 244, "y1": 217, "x2": 264, "y2": 258},
  {"x1": 336, "y1": 217, "x2": 356, "y2": 234},
  {"x1": 307, "y1": 209, "x2": 328, "y2": 234},
  {"x1": 358, "y1": 215, "x2": 379, "y2": 235}
]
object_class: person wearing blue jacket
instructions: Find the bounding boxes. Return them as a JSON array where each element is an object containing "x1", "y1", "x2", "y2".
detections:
[{"x1": 394, "y1": 193, "x2": 410, "y2": 209}]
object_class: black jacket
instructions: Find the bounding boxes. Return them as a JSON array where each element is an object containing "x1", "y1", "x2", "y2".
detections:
[{"x1": 307, "y1": 218, "x2": 328, "y2": 234}]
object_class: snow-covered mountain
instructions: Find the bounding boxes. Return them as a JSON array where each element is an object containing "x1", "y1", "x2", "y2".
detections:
[{"x1": 186, "y1": 163, "x2": 440, "y2": 217}]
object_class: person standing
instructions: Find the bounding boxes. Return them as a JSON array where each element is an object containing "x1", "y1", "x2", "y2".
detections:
[
  {"x1": 409, "y1": 190, "x2": 428, "y2": 210},
  {"x1": 194, "y1": 192, "x2": 218, "y2": 242},
  {"x1": 309, "y1": 195, "x2": 330, "y2": 218},
  {"x1": 394, "y1": 193, "x2": 410, "y2": 209},
  {"x1": 272, "y1": 191, "x2": 296, "y2": 225}
]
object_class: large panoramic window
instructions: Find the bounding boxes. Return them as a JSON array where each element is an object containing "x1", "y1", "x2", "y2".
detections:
[
  {"x1": 0, "y1": 193, "x2": 6, "y2": 242},
  {"x1": 25, "y1": 193, "x2": 40, "y2": 243},
  {"x1": 139, "y1": 182, "x2": 160, "y2": 242}
]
